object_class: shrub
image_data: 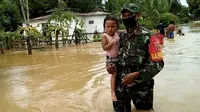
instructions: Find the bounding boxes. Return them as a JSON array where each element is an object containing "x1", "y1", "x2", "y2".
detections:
[
  {"x1": 140, "y1": 19, "x2": 155, "y2": 30},
  {"x1": 160, "y1": 13, "x2": 178, "y2": 26},
  {"x1": 93, "y1": 34, "x2": 101, "y2": 42}
]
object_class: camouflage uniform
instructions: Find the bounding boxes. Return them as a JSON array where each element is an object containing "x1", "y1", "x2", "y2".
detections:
[
  {"x1": 113, "y1": 27, "x2": 164, "y2": 112},
  {"x1": 113, "y1": 4, "x2": 164, "y2": 111}
]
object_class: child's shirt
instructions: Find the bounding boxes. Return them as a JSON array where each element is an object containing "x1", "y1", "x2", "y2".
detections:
[{"x1": 104, "y1": 32, "x2": 120, "y2": 58}]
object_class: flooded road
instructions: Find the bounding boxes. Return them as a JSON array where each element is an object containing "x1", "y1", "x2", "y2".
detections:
[{"x1": 0, "y1": 25, "x2": 200, "y2": 112}]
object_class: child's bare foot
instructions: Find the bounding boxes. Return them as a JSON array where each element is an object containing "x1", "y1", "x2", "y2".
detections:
[{"x1": 111, "y1": 92, "x2": 117, "y2": 101}]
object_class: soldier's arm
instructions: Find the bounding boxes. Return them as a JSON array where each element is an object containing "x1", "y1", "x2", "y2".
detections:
[
  {"x1": 137, "y1": 60, "x2": 164, "y2": 82},
  {"x1": 137, "y1": 39, "x2": 164, "y2": 82}
]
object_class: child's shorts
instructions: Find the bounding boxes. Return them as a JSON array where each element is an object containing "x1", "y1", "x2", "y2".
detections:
[
  {"x1": 168, "y1": 32, "x2": 174, "y2": 39},
  {"x1": 106, "y1": 55, "x2": 117, "y2": 67},
  {"x1": 106, "y1": 55, "x2": 117, "y2": 74}
]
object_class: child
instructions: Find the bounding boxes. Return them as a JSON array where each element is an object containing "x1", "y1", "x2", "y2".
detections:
[{"x1": 101, "y1": 15, "x2": 119, "y2": 101}]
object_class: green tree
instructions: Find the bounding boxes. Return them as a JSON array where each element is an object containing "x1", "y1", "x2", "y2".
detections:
[
  {"x1": 9, "y1": 0, "x2": 58, "y2": 19},
  {"x1": 170, "y1": 0, "x2": 182, "y2": 14},
  {"x1": 47, "y1": 0, "x2": 75, "y2": 49},
  {"x1": 17, "y1": 25, "x2": 42, "y2": 54},
  {"x1": 28, "y1": 0, "x2": 58, "y2": 18},
  {"x1": 160, "y1": 13, "x2": 178, "y2": 25},
  {"x1": 187, "y1": 0, "x2": 200, "y2": 18},
  {"x1": 0, "y1": 0, "x2": 21, "y2": 31},
  {"x1": 105, "y1": 0, "x2": 183, "y2": 29},
  {"x1": 177, "y1": 6, "x2": 190, "y2": 23}
]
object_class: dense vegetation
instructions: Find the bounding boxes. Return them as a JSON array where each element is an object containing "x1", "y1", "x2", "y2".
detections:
[
  {"x1": 187, "y1": 0, "x2": 200, "y2": 19},
  {"x1": 0, "y1": 0, "x2": 195, "y2": 31}
]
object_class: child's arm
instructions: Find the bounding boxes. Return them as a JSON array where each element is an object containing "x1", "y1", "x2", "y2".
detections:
[{"x1": 101, "y1": 35, "x2": 113, "y2": 51}]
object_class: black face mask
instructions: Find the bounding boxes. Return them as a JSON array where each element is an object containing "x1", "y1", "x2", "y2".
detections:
[{"x1": 122, "y1": 16, "x2": 137, "y2": 28}]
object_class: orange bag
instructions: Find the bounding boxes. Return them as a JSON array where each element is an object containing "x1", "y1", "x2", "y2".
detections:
[
  {"x1": 148, "y1": 35, "x2": 163, "y2": 62},
  {"x1": 156, "y1": 34, "x2": 164, "y2": 45}
]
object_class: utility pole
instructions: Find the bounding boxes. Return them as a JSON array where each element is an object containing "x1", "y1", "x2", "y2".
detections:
[
  {"x1": 19, "y1": 0, "x2": 32, "y2": 54},
  {"x1": 19, "y1": 0, "x2": 29, "y2": 26},
  {"x1": 19, "y1": 0, "x2": 27, "y2": 25}
]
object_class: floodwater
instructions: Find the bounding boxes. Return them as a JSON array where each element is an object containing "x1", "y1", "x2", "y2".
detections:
[{"x1": 0, "y1": 25, "x2": 200, "y2": 112}]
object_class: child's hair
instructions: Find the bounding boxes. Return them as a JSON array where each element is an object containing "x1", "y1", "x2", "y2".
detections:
[{"x1": 103, "y1": 15, "x2": 119, "y2": 30}]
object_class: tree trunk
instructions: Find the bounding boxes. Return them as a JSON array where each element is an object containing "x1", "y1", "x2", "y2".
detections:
[
  {"x1": 0, "y1": 48, "x2": 4, "y2": 54},
  {"x1": 62, "y1": 31, "x2": 66, "y2": 46},
  {"x1": 27, "y1": 37, "x2": 32, "y2": 55},
  {"x1": 49, "y1": 33, "x2": 53, "y2": 45},
  {"x1": 75, "y1": 29, "x2": 78, "y2": 45},
  {"x1": 75, "y1": 34, "x2": 78, "y2": 45},
  {"x1": 6, "y1": 37, "x2": 10, "y2": 50},
  {"x1": 55, "y1": 31, "x2": 59, "y2": 49},
  {"x1": 0, "y1": 42, "x2": 4, "y2": 54}
]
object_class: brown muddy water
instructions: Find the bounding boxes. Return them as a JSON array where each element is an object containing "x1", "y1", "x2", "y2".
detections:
[{"x1": 0, "y1": 25, "x2": 200, "y2": 112}]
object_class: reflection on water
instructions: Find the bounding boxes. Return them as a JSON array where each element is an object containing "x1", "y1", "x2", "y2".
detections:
[{"x1": 0, "y1": 25, "x2": 200, "y2": 112}]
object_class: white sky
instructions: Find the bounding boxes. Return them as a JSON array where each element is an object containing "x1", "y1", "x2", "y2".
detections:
[{"x1": 180, "y1": 0, "x2": 188, "y2": 7}]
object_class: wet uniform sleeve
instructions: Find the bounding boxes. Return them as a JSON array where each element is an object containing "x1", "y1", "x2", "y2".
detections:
[{"x1": 137, "y1": 38, "x2": 164, "y2": 82}]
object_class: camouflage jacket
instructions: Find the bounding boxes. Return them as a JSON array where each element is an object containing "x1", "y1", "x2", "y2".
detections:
[{"x1": 116, "y1": 27, "x2": 164, "y2": 85}]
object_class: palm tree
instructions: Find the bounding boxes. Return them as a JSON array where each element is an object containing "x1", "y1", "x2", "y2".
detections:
[
  {"x1": 17, "y1": 26, "x2": 41, "y2": 54},
  {"x1": 0, "y1": 31, "x2": 21, "y2": 54},
  {"x1": 46, "y1": 0, "x2": 75, "y2": 49},
  {"x1": 4, "y1": 32, "x2": 21, "y2": 50}
]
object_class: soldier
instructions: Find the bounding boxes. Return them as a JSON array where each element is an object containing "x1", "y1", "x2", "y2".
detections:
[{"x1": 108, "y1": 3, "x2": 165, "y2": 111}]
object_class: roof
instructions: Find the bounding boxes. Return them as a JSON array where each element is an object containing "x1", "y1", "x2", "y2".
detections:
[
  {"x1": 29, "y1": 15, "x2": 51, "y2": 22},
  {"x1": 29, "y1": 11, "x2": 110, "y2": 23},
  {"x1": 74, "y1": 11, "x2": 110, "y2": 16}
]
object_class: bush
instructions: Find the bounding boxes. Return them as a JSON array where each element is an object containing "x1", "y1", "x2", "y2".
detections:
[
  {"x1": 179, "y1": 17, "x2": 189, "y2": 24},
  {"x1": 160, "y1": 13, "x2": 178, "y2": 26},
  {"x1": 93, "y1": 34, "x2": 101, "y2": 42},
  {"x1": 140, "y1": 19, "x2": 155, "y2": 30}
]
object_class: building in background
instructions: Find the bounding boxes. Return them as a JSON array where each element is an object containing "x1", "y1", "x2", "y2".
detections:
[{"x1": 22, "y1": 11, "x2": 110, "y2": 41}]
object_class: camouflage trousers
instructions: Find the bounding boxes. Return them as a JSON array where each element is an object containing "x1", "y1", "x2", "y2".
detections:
[{"x1": 113, "y1": 79, "x2": 154, "y2": 112}]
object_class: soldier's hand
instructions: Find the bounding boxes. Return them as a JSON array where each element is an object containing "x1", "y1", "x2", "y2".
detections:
[{"x1": 121, "y1": 72, "x2": 139, "y2": 85}]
